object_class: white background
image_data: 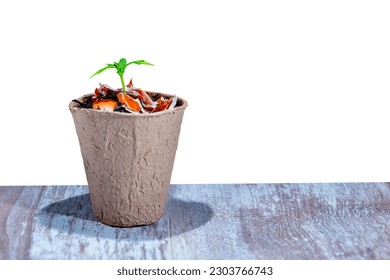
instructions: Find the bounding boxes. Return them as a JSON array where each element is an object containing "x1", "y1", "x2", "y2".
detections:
[
  {"x1": 1, "y1": 260, "x2": 389, "y2": 280},
  {"x1": 0, "y1": 0, "x2": 389, "y2": 185}
]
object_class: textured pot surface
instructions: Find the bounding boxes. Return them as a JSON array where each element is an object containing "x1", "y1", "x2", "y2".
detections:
[{"x1": 69, "y1": 92, "x2": 187, "y2": 227}]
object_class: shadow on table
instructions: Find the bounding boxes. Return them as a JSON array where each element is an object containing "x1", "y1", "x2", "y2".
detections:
[{"x1": 38, "y1": 194, "x2": 213, "y2": 240}]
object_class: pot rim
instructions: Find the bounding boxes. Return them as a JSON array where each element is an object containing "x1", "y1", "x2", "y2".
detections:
[{"x1": 69, "y1": 91, "x2": 188, "y2": 118}]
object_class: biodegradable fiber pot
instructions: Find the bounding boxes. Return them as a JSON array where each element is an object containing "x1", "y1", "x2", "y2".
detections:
[{"x1": 69, "y1": 92, "x2": 188, "y2": 227}]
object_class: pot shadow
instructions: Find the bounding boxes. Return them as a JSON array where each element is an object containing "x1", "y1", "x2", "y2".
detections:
[{"x1": 38, "y1": 194, "x2": 213, "y2": 241}]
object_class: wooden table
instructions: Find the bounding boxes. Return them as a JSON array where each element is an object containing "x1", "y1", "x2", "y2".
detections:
[{"x1": 1, "y1": 183, "x2": 389, "y2": 260}]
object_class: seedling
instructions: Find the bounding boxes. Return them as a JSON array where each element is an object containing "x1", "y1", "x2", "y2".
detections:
[
  {"x1": 90, "y1": 58, "x2": 154, "y2": 95},
  {"x1": 82, "y1": 57, "x2": 176, "y2": 113}
]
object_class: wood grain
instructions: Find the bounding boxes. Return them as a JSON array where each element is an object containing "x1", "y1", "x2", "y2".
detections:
[{"x1": 0, "y1": 183, "x2": 389, "y2": 259}]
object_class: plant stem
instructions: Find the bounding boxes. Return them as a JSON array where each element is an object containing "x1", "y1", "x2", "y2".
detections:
[{"x1": 119, "y1": 73, "x2": 127, "y2": 94}]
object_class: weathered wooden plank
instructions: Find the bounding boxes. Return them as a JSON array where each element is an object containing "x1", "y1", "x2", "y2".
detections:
[
  {"x1": 236, "y1": 183, "x2": 390, "y2": 259},
  {"x1": 1, "y1": 186, "x2": 45, "y2": 259},
  {"x1": 0, "y1": 183, "x2": 389, "y2": 259},
  {"x1": 0, "y1": 186, "x2": 25, "y2": 259}
]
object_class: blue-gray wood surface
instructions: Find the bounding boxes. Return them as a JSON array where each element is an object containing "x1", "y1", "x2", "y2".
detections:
[{"x1": 0, "y1": 183, "x2": 389, "y2": 259}]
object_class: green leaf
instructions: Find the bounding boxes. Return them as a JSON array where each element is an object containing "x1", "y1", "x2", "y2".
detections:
[
  {"x1": 90, "y1": 58, "x2": 154, "y2": 81},
  {"x1": 115, "y1": 58, "x2": 128, "y2": 75},
  {"x1": 118, "y1": 58, "x2": 127, "y2": 67},
  {"x1": 126, "y1": 60, "x2": 154, "y2": 66},
  {"x1": 89, "y1": 64, "x2": 115, "y2": 78}
]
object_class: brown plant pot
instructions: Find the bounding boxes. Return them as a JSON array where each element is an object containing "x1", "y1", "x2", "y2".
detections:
[{"x1": 69, "y1": 92, "x2": 188, "y2": 227}]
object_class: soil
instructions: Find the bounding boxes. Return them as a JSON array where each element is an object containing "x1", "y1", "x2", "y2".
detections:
[{"x1": 73, "y1": 84, "x2": 176, "y2": 114}]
